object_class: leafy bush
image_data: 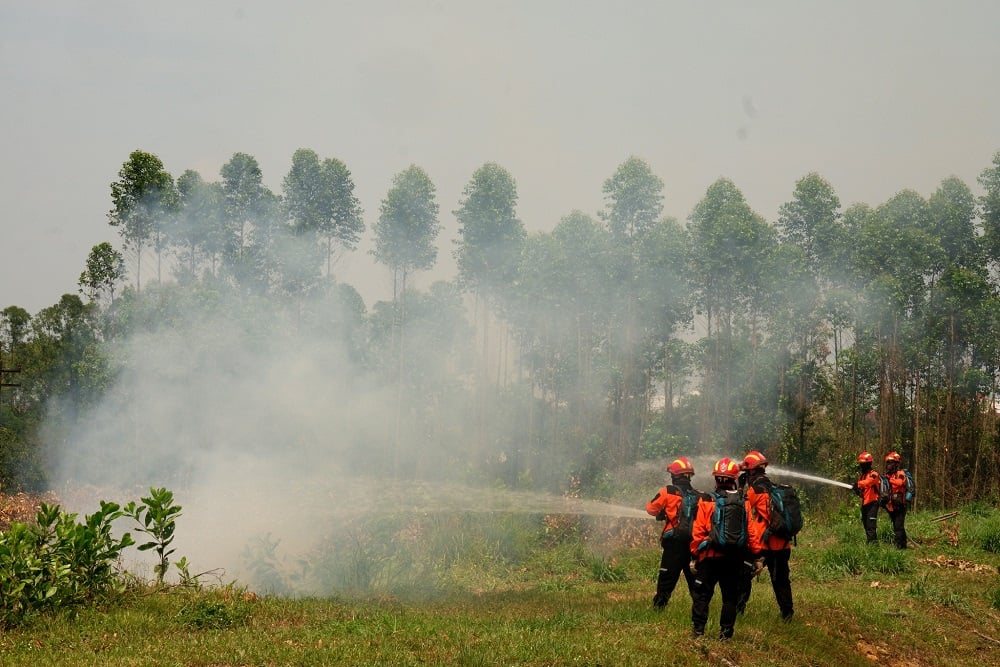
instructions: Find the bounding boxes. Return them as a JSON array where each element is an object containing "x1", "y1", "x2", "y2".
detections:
[
  {"x1": 0, "y1": 487, "x2": 189, "y2": 628},
  {"x1": 0, "y1": 501, "x2": 134, "y2": 628}
]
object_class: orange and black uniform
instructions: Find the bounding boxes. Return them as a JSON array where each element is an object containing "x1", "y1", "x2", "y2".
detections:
[
  {"x1": 689, "y1": 489, "x2": 746, "y2": 639},
  {"x1": 854, "y1": 468, "x2": 881, "y2": 543},
  {"x1": 742, "y1": 472, "x2": 794, "y2": 620},
  {"x1": 882, "y1": 466, "x2": 910, "y2": 549},
  {"x1": 646, "y1": 477, "x2": 698, "y2": 608}
]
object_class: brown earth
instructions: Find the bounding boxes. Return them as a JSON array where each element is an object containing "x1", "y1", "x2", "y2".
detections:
[{"x1": 0, "y1": 491, "x2": 61, "y2": 531}]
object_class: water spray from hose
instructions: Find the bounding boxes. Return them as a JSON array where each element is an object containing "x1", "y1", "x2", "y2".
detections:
[{"x1": 767, "y1": 466, "x2": 852, "y2": 489}]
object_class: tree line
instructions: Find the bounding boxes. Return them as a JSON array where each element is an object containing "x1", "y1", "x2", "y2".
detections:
[{"x1": 3, "y1": 148, "x2": 1000, "y2": 507}]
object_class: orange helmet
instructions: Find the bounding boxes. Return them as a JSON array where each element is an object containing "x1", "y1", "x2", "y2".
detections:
[
  {"x1": 713, "y1": 458, "x2": 740, "y2": 480},
  {"x1": 857, "y1": 451, "x2": 874, "y2": 464},
  {"x1": 741, "y1": 450, "x2": 768, "y2": 470},
  {"x1": 885, "y1": 451, "x2": 901, "y2": 463},
  {"x1": 667, "y1": 457, "x2": 694, "y2": 477}
]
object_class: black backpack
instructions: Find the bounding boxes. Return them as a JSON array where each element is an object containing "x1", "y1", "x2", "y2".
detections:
[
  {"x1": 766, "y1": 484, "x2": 803, "y2": 540},
  {"x1": 661, "y1": 485, "x2": 700, "y2": 543},
  {"x1": 709, "y1": 489, "x2": 747, "y2": 552}
]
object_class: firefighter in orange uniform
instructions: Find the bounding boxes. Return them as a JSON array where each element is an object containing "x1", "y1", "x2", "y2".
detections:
[
  {"x1": 645, "y1": 457, "x2": 700, "y2": 609},
  {"x1": 688, "y1": 458, "x2": 746, "y2": 640},
  {"x1": 881, "y1": 451, "x2": 912, "y2": 549},
  {"x1": 739, "y1": 450, "x2": 794, "y2": 621},
  {"x1": 852, "y1": 451, "x2": 881, "y2": 543}
]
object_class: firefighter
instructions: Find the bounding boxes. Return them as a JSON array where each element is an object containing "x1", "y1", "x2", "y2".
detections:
[
  {"x1": 881, "y1": 451, "x2": 912, "y2": 549},
  {"x1": 852, "y1": 451, "x2": 881, "y2": 543},
  {"x1": 645, "y1": 456, "x2": 700, "y2": 609},
  {"x1": 738, "y1": 450, "x2": 794, "y2": 622},
  {"x1": 689, "y1": 458, "x2": 746, "y2": 640}
]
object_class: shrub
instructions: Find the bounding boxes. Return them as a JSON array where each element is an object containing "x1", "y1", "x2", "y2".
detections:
[{"x1": 0, "y1": 501, "x2": 134, "y2": 628}]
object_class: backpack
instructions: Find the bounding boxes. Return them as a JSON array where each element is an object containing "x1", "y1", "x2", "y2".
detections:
[
  {"x1": 879, "y1": 471, "x2": 915, "y2": 508},
  {"x1": 766, "y1": 484, "x2": 803, "y2": 540},
  {"x1": 709, "y1": 489, "x2": 747, "y2": 552},
  {"x1": 661, "y1": 485, "x2": 700, "y2": 543}
]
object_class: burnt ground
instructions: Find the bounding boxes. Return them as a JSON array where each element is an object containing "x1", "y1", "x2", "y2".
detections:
[{"x1": 0, "y1": 490, "x2": 61, "y2": 531}]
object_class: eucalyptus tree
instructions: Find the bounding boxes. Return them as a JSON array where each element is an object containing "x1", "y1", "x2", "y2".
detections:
[
  {"x1": 372, "y1": 165, "x2": 441, "y2": 472},
  {"x1": 597, "y1": 156, "x2": 665, "y2": 463},
  {"x1": 220, "y1": 153, "x2": 278, "y2": 293},
  {"x1": 687, "y1": 178, "x2": 777, "y2": 450},
  {"x1": 108, "y1": 150, "x2": 178, "y2": 291},
  {"x1": 319, "y1": 157, "x2": 364, "y2": 275},
  {"x1": 853, "y1": 190, "x2": 939, "y2": 459},
  {"x1": 282, "y1": 149, "x2": 364, "y2": 286},
  {"x1": 374, "y1": 165, "x2": 441, "y2": 303},
  {"x1": 454, "y1": 162, "x2": 525, "y2": 304},
  {"x1": 979, "y1": 151, "x2": 1000, "y2": 273},
  {"x1": 174, "y1": 169, "x2": 226, "y2": 281},
  {"x1": 452, "y1": 163, "x2": 524, "y2": 461},
  {"x1": 504, "y1": 211, "x2": 615, "y2": 474},
  {"x1": 78, "y1": 242, "x2": 125, "y2": 312},
  {"x1": 773, "y1": 174, "x2": 841, "y2": 462},
  {"x1": 916, "y1": 177, "x2": 988, "y2": 502}
]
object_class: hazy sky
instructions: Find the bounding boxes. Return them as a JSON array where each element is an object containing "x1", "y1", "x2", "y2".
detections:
[{"x1": 3, "y1": 0, "x2": 1000, "y2": 314}]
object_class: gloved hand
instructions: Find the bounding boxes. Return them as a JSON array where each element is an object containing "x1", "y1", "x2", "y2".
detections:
[
  {"x1": 656, "y1": 510, "x2": 666, "y2": 521},
  {"x1": 851, "y1": 482, "x2": 860, "y2": 496},
  {"x1": 689, "y1": 558, "x2": 698, "y2": 575},
  {"x1": 751, "y1": 556, "x2": 765, "y2": 577}
]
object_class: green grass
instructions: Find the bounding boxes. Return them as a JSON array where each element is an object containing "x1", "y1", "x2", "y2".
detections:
[{"x1": 2, "y1": 504, "x2": 1000, "y2": 666}]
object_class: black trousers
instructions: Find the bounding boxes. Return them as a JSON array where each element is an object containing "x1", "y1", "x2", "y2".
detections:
[
  {"x1": 654, "y1": 538, "x2": 695, "y2": 607},
  {"x1": 888, "y1": 506, "x2": 908, "y2": 548},
  {"x1": 691, "y1": 554, "x2": 742, "y2": 636},
  {"x1": 861, "y1": 501, "x2": 879, "y2": 543},
  {"x1": 737, "y1": 549, "x2": 793, "y2": 619}
]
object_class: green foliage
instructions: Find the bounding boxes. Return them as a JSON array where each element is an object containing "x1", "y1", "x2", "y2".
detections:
[
  {"x1": 974, "y1": 515, "x2": 1000, "y2": 553},
  {"x1": 587, "y1": 554, "x2": 628, "y2": 583},
  {"x1": 907, "y1": 573, "x2": 973, "y2": 613},
  {"x1": 991, "y1": 585, "x2": 1000, "y2": 610},
  {"x1": 0, "y1": 501, "x2": 134, "y2": 628},
  {"x1": 124, "y1": 487, "x2": 182, "y2": 585},
  {"x1": 176, "y1": 586, "x2": 253, "y2": 629},
  {"x1": 807, "y1": 542, "x2": 912, "y2": 580}
]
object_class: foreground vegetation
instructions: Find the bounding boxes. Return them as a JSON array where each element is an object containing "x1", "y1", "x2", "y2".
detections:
[{"x1": 2, "y1": 497, "x2": 999, "y2": 667}]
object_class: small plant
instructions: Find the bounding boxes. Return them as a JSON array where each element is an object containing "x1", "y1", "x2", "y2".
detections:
[
  {"x1": 125, "y1": 487, "x2": 182, "y2": 585},
  {"x1": 975, "y1": 517, "x2": 1000, "y2": 553},
  {"x1": 176, "y1": 586, "x2": 254, "y2": 629},
  {"x1": 588, "y1": 554, "x2": 627, "y2": 583}
]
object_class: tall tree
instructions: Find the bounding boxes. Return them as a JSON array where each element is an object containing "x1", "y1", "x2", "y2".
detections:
[
  {"x1": 687, "y1": 178, "x2": 777, "y2": 450},
  {"x1": 282, "y1": 149, "x2": 364, "y2": 283},
  {"x1": 372, "y1": 165, "x2": 441, "y2": 473},
  {"x1": 220, "y1": 153, "x2": 277, "y2": 293},
  {"x1": 78, "y1": 242, "x2": 125, "y2": 308},
  {"x1": 598, "y1": 157, "x2": 665, "y2": 464},
  {"x1": 108, "y1": 150, "x2": 178, "y2": 291},
  {"x1": 174, "y1": 169, "x2": 226, "y2": 281}
]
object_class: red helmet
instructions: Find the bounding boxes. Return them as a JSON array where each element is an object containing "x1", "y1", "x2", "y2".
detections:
[
  {"x1": 885, "y1": 451, "x2": 901, "y2": 462},
  {"x1": 667, "y1": 457, "x2": 694, "y2": 476},
  {"x1": 713, "y1": 458, "x2": 740, "y2": 480},
  {"x1": 857, "y1": 451, "x2": 874, "y2": 464},
  {"x1": 741, "y1": 450, "x2": 768, "y2": 470}
]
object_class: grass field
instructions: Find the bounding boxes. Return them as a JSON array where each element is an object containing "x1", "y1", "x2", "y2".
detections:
[{"x1": 2, "y1": 502, "x2": 999, "y2": 666}]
